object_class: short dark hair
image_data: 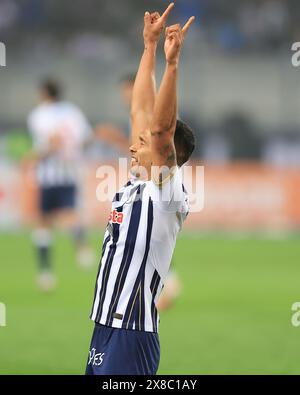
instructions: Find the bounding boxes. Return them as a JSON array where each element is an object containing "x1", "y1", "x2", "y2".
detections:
[
  {"x1": 40, "y1": 78, "x2": 62, "y2": 101},
  {"x1": 174, "y1": 119, "x2": 195, "y2": 167}
]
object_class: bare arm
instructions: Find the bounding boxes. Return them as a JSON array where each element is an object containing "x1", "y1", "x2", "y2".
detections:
[
  {"x1": 131, "y1": 41, "x2": 157, "y2": 146},
  {"x1": 131, "y1": 3, "x2": 175, "y2": 145},
  {"x1": 150, "y1": 18, "x2": 195, "y2": 169}
]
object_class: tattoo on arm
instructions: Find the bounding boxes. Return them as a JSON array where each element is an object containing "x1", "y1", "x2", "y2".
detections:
[{"x1": 151, "y1": 130, "x2": 176, "y2": 166}]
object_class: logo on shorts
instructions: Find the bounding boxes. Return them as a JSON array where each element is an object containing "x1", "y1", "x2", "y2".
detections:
[{"x1": 88, "y1": 348, "x2": 105, "y2": 366}]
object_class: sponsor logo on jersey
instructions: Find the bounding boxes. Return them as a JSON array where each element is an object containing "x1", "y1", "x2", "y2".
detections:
[{"x1": 108, "y1": 210, "x2": 124, "y2": 224}]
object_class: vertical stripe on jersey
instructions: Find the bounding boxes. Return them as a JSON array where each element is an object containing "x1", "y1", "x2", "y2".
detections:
[
  {"x1": 105, "y1": 186, "x2": 143, "y2": 327},
  {"x1": 124, "y1": 284, "x2": 141, "y2": 331},
  {"x1": 150, "y1": 270, "x2": 161, "y2": 333},
  {"x1": 90, "y1": 233, "x2": 110, "y2": 317},
  {"x1": 122, "y1": 198, "x2": 153, "y2": 331},
  {"x1": 95, "y1": 216, "x2": 121, "y2": 323}
]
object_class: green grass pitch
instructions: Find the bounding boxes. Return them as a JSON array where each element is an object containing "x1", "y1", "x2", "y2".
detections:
[{"x1": 0, "y1": 231, "x2": 299, "y2": 374}]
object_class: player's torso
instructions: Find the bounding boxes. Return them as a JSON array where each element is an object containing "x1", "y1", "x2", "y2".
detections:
[{"x1": 91, "y1": 177, "x2": 188, "y2": 333}]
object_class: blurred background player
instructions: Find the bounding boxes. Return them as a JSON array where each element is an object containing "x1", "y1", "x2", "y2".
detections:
[
  {"x1": 1, "y1": 0, "x2": 300, "y2": 376},
  {"x1": 27, "y1": 78, "x2": 95, "y2": 291}
]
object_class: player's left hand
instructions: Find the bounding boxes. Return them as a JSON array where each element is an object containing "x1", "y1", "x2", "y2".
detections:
[
  {"x1": 164, "y1": 17, "x2": 195, "y2": 65},
  {"x1": 143, "y1": 3, "x2": 174, "y2": 45}
]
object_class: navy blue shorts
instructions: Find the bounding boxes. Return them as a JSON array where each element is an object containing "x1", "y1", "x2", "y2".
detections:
[
  {"x1": 85, "y1": 323, "x2": 160, "y2": 375},
  {"x1": 40, "y1": 185, "x2": 76, "y2": 214}
]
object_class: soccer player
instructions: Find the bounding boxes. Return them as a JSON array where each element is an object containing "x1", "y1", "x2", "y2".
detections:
[
  {"x1": 28, "y1": 79, "x2": 95, "y2": 291},
  {"x1": 86, "y1": 3, "x2": 195, "y2": 375},
  {"x1": 119, "y1": 72, "x2": 183, "y2": 312}
]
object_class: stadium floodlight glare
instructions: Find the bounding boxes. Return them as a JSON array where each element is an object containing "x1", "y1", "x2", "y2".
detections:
[
  {"x1": 0, "y1": 303, "x2": 6, "y2": 327},
  {"x1": 0, "y1": 42, "x2": 6, "y2": 67}
]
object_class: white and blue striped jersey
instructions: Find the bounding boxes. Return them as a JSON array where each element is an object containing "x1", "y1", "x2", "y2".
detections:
[
  {"x1": 90, "y1": 167, "x2": 189, "y2": 333},
  {"x1": 28, "y1": 101, "x2": 92, "y2": 187}
]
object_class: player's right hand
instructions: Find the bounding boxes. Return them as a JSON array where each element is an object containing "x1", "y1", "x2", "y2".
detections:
[{"x1": 143, "y1": 3, "x2": 174, "y2": 45}]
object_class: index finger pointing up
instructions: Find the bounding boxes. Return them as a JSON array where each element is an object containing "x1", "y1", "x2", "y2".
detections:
[
  {"x1": 161, "y1": 2, "x2": 175, "y2": 21},
  {"x1": 182, "y1": 16, "x2": 195, "y2": 35}
]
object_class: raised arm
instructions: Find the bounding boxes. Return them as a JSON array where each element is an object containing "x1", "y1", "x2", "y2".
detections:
[
  {"x1": 150, "y1": 18, "x2": 195, "y2": 170},
  {"x1": 131, "y1": 3, "x2": 174, "y2": 145}
]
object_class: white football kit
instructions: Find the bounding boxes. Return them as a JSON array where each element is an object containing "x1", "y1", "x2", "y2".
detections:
[
  {"x1": 28, "y1": 101, "x2": 91, "y2": 187},
  {"x1": 90, "y1": 167, "x2": 189, "y2": 333}
]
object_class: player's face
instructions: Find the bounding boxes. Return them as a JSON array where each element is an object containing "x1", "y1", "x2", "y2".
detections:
[{"x1": 129, "y1": 132, "x2": 152, "y2": 179}]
